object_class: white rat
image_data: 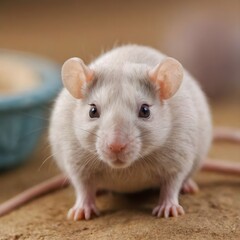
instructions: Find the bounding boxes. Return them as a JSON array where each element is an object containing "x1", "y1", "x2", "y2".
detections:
[
  {"x1": 48, "y1": 44, "x2": 237, "y2": 220},
  {"x1": 0, "y1": 45, "x2": 240, "y2": 219}
]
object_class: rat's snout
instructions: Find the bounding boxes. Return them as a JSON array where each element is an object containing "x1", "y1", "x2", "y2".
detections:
[
  {"x1": 108, "y1": 142, "x2": 127, "y2": 154},
  {"x1": 96, "y1": 123, "x2": 141, "y2": 168},
  {"x1": 105, "y1": 139, "x2": 129, "y2": 168},
  {"x1": 100, "y1": 127, "x2": 132, "y2": 167}
]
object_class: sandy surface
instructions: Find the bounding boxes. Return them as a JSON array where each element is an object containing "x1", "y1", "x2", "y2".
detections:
[{"x1": 0, "y1": 99, "x2": 239, "y2": 240}]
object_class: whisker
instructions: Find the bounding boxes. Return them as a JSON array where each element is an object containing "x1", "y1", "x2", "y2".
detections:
[
  {"x1": 74, "y1": 126, "x2": 101, "y2": 139},
  {"x1": 19, "y1": 111, "x2": 51, "y2": 122},
  {"x1": 20, "y1": 127, "x2": 49, "y2": 139},
  {"x1": 38, "y1": 152, "x2": 57, "y2": 171},
  {"x1": 62, "y1": 176, "x2": 70, "y2": 186},
  {"x1": 135, "y1": 131, "x2": 150, "y2": 139}
]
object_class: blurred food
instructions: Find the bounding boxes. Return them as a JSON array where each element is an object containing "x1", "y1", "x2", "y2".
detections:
[{"x1": 0, "y1": 56, "x2": 40, "y2": 95}]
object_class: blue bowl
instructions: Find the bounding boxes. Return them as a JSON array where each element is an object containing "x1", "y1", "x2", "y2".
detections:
[{"x1": 0, "y1": 50, "x2": 62, "y2": 170}]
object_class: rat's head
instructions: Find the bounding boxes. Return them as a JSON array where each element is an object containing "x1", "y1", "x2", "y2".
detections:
[{"x1": 62, "y1": 56, "x2": 183, "y2": 169}]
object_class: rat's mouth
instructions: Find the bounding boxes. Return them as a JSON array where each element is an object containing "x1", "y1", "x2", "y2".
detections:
[
  {"x1": 98, "y1": 147, "x2": 136, "y2": 169},
  {"x1": 108, "y1": 158, "x2": 130, "y2": 169},
  {"x1": 113, "y1": 158, "x2": 125, "y2": 165}
]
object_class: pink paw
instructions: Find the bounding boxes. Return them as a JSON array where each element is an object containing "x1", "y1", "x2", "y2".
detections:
[
  {"x1": 181, "y1": 179, "x2": 199, "y2": 194},
  {"x1": 152, "y1": 202, "x2": 185, "y2": 218},
  {"x1": 67, "y1": 203, "x2": 100, "y2": 221}
]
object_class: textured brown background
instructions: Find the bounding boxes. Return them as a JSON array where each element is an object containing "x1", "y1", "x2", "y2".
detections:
[{"x1": 0, "y1": 1, "x2": 239, "y2": 239}]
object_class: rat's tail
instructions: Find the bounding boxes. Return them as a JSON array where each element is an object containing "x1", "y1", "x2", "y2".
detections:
[
  {"x1": 213, "y1": 127, "x2": 240, "y2": 143},
  {"x1": 0, "y1": 174, "x2": 69, "y2": 217},
  {"x1": 201, "y1": 127, "x2": 240, "y2": 175},
  {"x1": 201, "y1": 159, "x2": 240, "y2": 175}
]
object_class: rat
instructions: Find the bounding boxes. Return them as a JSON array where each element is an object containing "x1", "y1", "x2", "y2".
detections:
[{"x1": 0, "y1": 45, "x2": 240, "y2": 219}]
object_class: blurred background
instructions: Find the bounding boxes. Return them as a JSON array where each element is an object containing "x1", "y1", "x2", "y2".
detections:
[
  {"x1": 1, "y1": 0, "x2": 240, "y2": 98},
  {"x1": 0, "y1": 1, "x2": 239, "y2": 237},
  {"x1": 0, "y1": 0, "x2": 239, "y2": 183}
]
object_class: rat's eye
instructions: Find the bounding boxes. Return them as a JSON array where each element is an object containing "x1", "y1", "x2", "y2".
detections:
[
  {"x1": 138, "y1": 104, "x2": 150, "y2": 118},
  {"x1": 89, "y1": 104, "x2": 100, "y2": 118}
]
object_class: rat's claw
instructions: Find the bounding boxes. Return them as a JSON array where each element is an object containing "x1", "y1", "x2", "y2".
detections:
[
  {"x1": 67, "y1": 204, "x2": 100, "y2": 221},
  {"x1": 152, "y1": 203, "x2": 185, "y2": 218}
]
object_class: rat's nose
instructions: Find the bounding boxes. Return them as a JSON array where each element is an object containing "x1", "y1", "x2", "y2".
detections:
[{"x1": 108, "y1": 142, "x2": 127, "y2": 153}]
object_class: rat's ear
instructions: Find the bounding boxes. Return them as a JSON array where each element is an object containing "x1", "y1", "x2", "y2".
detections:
[
  {"x1": 61, "y1": 57, "x2": 94, "y2": 99},
  {"x1": 148, "y1": 57, "x2": 183, "y2": 100}
]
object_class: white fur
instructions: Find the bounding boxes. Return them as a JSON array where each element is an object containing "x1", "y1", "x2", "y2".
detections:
[{"x1": 49, "y1": 45, "x2": 212, "y2": 218}]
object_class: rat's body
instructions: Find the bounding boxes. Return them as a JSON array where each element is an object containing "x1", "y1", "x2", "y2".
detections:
[
  {"x1": 50, "y1": 45, "x2": 211, "y2": 219},
  {"x1": 0, "y1": 45, "x2": 239, "y2": 219}
]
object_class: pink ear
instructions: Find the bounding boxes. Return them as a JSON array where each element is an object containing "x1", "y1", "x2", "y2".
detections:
[
  {"x1": 61, "y1": 58, "x2": 94, "y2": 99},
  {"x1": 148, "y1": 58, "x2": 183, "y2": 99}
]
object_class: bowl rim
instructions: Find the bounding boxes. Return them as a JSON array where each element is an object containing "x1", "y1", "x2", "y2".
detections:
[{"x1": 0, "y1": 49, "x2": 62, "y2": 111}]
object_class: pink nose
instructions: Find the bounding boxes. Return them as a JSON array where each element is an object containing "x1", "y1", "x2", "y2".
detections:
[{"x1": 108, "y1": 143, "x2": 127, "y2": 153}]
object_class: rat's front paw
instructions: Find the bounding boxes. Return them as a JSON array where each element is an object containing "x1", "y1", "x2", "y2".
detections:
[
  {"x1": 152, "y1": 202, "x2": 185, "y2": 218},
  {"x1": 67, "y1": 203, "x2": 100, "y2": 221}
]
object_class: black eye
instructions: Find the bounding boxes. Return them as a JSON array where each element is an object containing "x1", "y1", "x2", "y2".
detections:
[
  {"x1": 89, "y1": 104, "x2": 100, "y2": 118},
  {"x1": 138, "y1": 104, "x2": 150, "y2": 118}
]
